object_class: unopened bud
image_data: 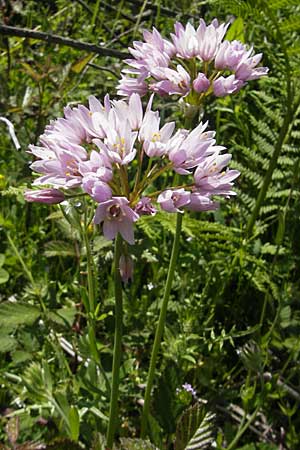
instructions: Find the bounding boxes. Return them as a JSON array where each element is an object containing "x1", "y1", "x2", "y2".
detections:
[{"x1": 119, "y1": 254, "x2": 134, "y2": 284}]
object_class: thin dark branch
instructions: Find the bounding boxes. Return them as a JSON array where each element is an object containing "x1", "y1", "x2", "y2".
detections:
[{"x1": 0, "y1": 24, "x2": 130, "y2": 59}]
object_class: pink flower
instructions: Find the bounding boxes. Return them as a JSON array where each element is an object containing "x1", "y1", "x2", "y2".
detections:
[
  {"x1": 139, "y1": 110, "x2": 175, "y2": 157},
  {"x1": 171, "y1": 22, "x2": 199, "y2": 58},
  {"x1": 193, "y1": 73, "x2": 210, "y2": 93},
  {"x1": 24, "y1": 188, "x2": 65, "y2": 204},
  {"x1": 150, "y1": 65, "x2": 191, "y2": 96},
  {"x1": 167, "y1": 123, "x2": 223, "y2": 174},
  {"x1": 135, "y1": 197, "x2": 157, "y2": 216},
  {"x1": 94, "y1": 197, "x2": 139, "y2": 245},
  {"x1": 213, "y1": 75, "x2": 245, "y2": 97},
  {"x1": 118, "y1": 18, "x2": 267, "y2": 100},
  {"x1": 187, "y1": 193, "x2": 219, "y2": 211},
  {"x1": 235, "y1": 53, "x2": 269, "y2": 81},
  {"x1": 194, "y1": 153, "x2": 240, "y2": 196},
  {"x1": 158, "y1": 188, "x2": 191, "y2": 213},
  {"x1": 196, "y1": 18, "x2": 229, "y2": 62},
  {"x1": 29, "y1": 140, "x2": 87, "y2": 188}
]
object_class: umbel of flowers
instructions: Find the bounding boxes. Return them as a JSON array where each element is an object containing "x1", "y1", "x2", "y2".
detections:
[
  {"x1": 118, "y1": 18, "x2": 268, "y2": 101},
  {"x1": 25, "y1": 93, "x2": 239, "y2": 245}
]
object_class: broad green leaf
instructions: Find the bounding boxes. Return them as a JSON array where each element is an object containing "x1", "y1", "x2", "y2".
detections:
[
  {"x1": 225, "y1": 17, "x2": 245, "y2": 42},
  {"x1": 0, "y1": 335, "x2": 17, "y2": 352},
  {"x1": 0, "y1": 302, "x2": 40, "y2": 328},
  {"x1": 0, "y1": 267, "x2": 9, "y2": 284}
]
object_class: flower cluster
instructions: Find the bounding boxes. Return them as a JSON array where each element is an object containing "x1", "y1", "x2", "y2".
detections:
[
  {"x1": 25, "y1": 94, "x2": 239, "y2": 244},
  {"x1": 117, "y1": 18, "x2": 268, "y2": 100}
]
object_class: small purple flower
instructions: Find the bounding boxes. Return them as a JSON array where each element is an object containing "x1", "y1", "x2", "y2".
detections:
[
  {"x1": 24, "y1": 188, "x2": 65, "y2": 204},
  {"x1": 235, "y1": 53, "x2": 269, "y2": 81},
  {"x1": 150, "y1": 65, "x2": 191, "y2": 97},
  {"x1": 139, "y1": 109, "x2": 175, "y2": 157},
  {"x1": 182, "y1": 383, "x2": 198, "y2": 399},
  {"x1": 194, "y1": 153, "x2": 240, "y2": 196},
  {"x1": 94, "y1": 197, "x2": 139, "y2": 245},
  {"x1": 157, "y1": 188, "x2": 191, "y2": 213},
  {"x1": 196, "y1": 18, "x2": 229, "y2": 62},
  {"x1": 213, "y1": 75, "x2": 245, "y2": 97},
  {"x1": 186, "y1": 193, "x2": 219, "y2": 211},
  {"x1": 135, "y1": 197, "x2": 157, "y2": 216},
  {"x1": 119, "y1": 254, "x2": 134, "y2": 283},
  {"x1": 167, "y1": 123, "x2": 222, "y2": 174},
  {"x1": 193, "y1": 73, "x2": 210, "y2": 93},
  {"x1": 171, "y1": 22, "x2": 199, "y2": 59}
]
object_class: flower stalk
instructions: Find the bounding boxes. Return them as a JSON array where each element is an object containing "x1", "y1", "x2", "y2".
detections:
[
  {"x1": 141, "y1": 212, "x2": 183, "y2": 438},
  {"x1": 106, "y1": 233, "x2": 124, "y2": 449}
]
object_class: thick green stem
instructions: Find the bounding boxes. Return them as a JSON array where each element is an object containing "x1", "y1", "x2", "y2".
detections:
[
  {"x1": 106, "y1": 233, "x2": 123, "y2": 449},
  {"x1": 141, "y1": 213, "x2": 183, "y2": 438}
]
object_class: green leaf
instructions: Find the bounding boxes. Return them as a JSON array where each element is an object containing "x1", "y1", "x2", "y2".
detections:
[
  {"x1": 45, "y1": 438, "x2": 82, "y2": 450},
  {"x1": 69, "y1": 406, "x2": 80, "y2": 442},
  {"x1": 44, "y1": 241, "x2": 77, "y2": 257},
  {"x1": 0, "y1": 302, "x2": 40, "y2": 328},
  {"x1": 71, "y1": 54, "x2": 93, "y2": 73},
  {"x1": 175, "y1": 404, "x2": 215, "y2": 450},
  {"x1": 226, "y1": 17, "x2": 245, "y2": 42},
  {"x1": 0, "y1": 334, "x2": 17, "y2": 352},
  {"x1": 0, "y1": 254, "x2": 5, "y2": 267},
  {"x1": 0, "y1": 267, "x2": 9, "y2": 284},
  {"x1": 119, "y1": 438, "x2": 159, "y2": 450}
]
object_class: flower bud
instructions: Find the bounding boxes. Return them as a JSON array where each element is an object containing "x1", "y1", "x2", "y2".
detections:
[
  {"x1": 193, "y1": 73, "x2": 210, "y2": 93},
  {"x1": 119, "y1": 254, "x2": 134, "y2": 284},
  {"x1": 24, "y1": 189, "x2": 65, "y2": 204}
]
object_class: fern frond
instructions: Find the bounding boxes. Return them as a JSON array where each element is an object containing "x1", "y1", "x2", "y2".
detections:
[{"x1": 175, "y1": 404, "x2": 215, "y2": 450}]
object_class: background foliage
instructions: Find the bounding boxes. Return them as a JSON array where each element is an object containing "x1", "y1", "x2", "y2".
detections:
[{"x1": 0, "y1": 0, "x2": 300, "y2": 448}]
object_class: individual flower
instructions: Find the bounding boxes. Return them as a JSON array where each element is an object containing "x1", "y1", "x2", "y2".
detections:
[
  {"x1": 193, "y1": 153, "x2": 240, "y2": 196},
  {"x1": 135, "y1": 197, "x2": 157, "y2": 216},
  {"x1": 187, "y1": 193, "x2": 219, "y2": 211},
  {"x1": 193, "y1": 73, "x2": 210, "y2": 93},
  {"x1": 213, "y1": 75, "x2": 245, "y2": 97},
  {"x1": 167, "y1": 122, "x2": 223, "y2": 174},
  {"x1": 24, "y1": 188, "x2": 65, "y2": 204},
  {"x1": 196, "y1": 18, "x2": 229, "y2": 62},
  {"x1": 29, "y1": 139, "x2": 87, "y2": 188},
  {"x1": 139, "y1": 109, "x2": 175, "y2": 157},
  {"x1": 94, "y1": 197, "x2": 139, "y2": 245},
  {"x1": 157, "y1": 188, "x2": 191, "y2": 213}
]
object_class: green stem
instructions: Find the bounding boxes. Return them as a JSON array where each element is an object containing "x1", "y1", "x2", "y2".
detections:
[
  {"x1": 226, "y1": 407, "x2": 259, "y2": 450},
  {"x1": 83, "y1": 229, "x2": 96, "y2": 314},
  {"x1": 141, "y1": 213, "x2": 183, "y2": 438},
  {"x1": 83, "y1": 225, "x2": 111, "y2": 396},
  {"x1": 6, "y1": 232, "x2": 46, "y2": 313},
  {"x1": 106, "y1": 233, "x2": 123, "y2": 449}
]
